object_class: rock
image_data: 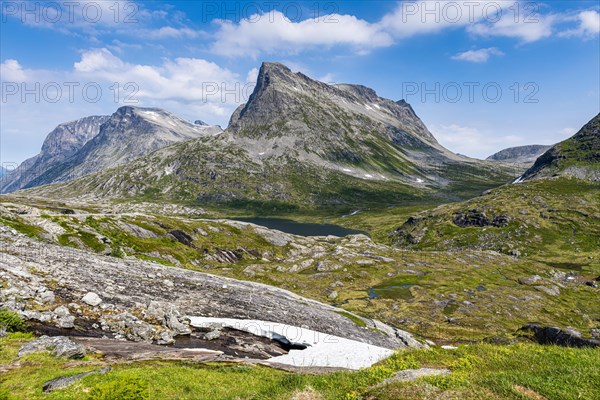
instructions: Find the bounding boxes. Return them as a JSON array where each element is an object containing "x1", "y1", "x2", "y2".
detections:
[
  {"x1": 519, "y1": 275, "x2": 542, "y2": 285},
  {"x1": 19, "y1": 336, "x2": 86, "y2": 359},
  {"x1": 157, "y1": 331, "x2": 175, "y2": 345},
  {"x1": 534, "y1": 285, "x2": 560, "y2": 297},
  {"x1": 43, "y1": 367, "x2": 111, "y2": 392},
  {"x1": 52, "y1": 306, "x2": 75, "y2": 329},
  {"x1": 441, "y1": 345, "x2": 458, "y2": 350},
  {"x1": 328, "y1": 291, "x2": 338, "y2": 300},
  {"x1": 204, "y1": 329, "x2": 222, "y2": 341},
  {"x1": 165, "y1": 308, "x2": 192, "y2": 336},
  {"x1": 82, "y1": 292, "x2": 102, "y2": 306},
  {"x1": 381, "y1": 368, "x2": 451, "y2": 385},
  {"x1": 521, "y1": 323, "x2": 600, "y2": 348},
  {"x1": 37, "y1": 290, "x2": 56, "y2": 304}
]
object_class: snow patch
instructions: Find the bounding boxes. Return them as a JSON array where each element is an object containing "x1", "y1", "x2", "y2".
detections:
[
  {"x1": 342, "y1": 168, "x2": 352, "y2": 172},
  {"x1": 372, "y1": 104, "x2": 381, "y2": 110},
  {"x1": 258, "y1": 152, "x2": 265, "y2": 155},
  {"x1": 188, "y1": 317, "x2": 393, "y2": 370},
  {"x1": 512, "y1": 176, "x2": 524, "y2": 184},
  {"x1": 416, "y1": 178, "x2": 424, "y2": 183},
  {"x1": 364, "y1": 174, "x2": 373, "y2": 178},
  {"x1": 364, "y1": 104, "x2": 373, "y2": 111}
]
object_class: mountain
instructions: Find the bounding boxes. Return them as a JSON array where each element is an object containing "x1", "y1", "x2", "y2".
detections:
[
  {"x1": 520, "y1": 113, "x2": 600, "y2": 182},
  {"x1": 23, "y1": 62, "x2": 518, "y2": 209},
  {"x1": 0, "y1": 166, "x2": 5, "y2": 177},
  {"x1": 487, "y1": 144, "x2": 552, "y2": 163},
  {"x1": 2, "y1": 107, "x2": 222, "y2": 193},
  {"x1": 0, "y1": 115, "x2": 109, "y2": 193},
  {"x1": 391, "y1": 113, "x2": 600, "y2": 260}
]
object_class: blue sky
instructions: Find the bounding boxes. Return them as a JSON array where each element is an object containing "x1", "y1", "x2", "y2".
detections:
[{"x1": 1, "y1": 0, "x2": 599, "y2": 166}]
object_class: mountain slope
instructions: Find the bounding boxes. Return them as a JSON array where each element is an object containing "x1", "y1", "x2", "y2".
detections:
[
  {"x1": 24, "y1": 63, "x2": 519, "y2": 210},
  {"x1": 23, "y1": 107, "x2": 222, "y2": 189},
  {"x1": 520, "y1": 113, "x2": 600, "y2": 182},
  {"x1": 487, "y1": 144, "x2": 552, "y2": 163},
  {"x1": 390, "y1": 114, "x2": 600, "y2": 262},
  {"x1": 0, "y1": 115, "x2": 109, "y2": 193}
]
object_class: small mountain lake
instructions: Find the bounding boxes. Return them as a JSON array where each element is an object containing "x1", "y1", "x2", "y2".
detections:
[
  {"x1": 368, "y1": 275, "x2": 428, "y2": 300},
  {"x1": 233, "y1": 217, "x2": 367, "y2": 237}
]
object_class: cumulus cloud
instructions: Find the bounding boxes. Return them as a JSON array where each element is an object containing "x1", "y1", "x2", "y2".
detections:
[
  {"x1": 559, "y1": 10, "x2": 600, "y2": 38},
  {"x1": 452, "y1": 47, "x2": 504, "y2": 63},
  {"x1": 467, "y1": 13, "x2": 557, "y2": 43},
  {"x1": 431, "y1": 123, "x2": 524, "y2": 158},
  {"x1": 0, "y1": 59, "x2": 28, "y2": 81},
  {"x1": 211, "y1": 10, "x2": 393, "y2": 57}
]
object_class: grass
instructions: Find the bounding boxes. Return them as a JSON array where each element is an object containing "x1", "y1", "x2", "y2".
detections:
[{"x1": 0, "y1": 332, "x2": 598, "y2": 400}]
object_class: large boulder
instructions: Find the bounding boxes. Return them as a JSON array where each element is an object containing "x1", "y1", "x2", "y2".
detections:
[{"x1": 18, "y1": 336, "x2": 86, "y2": 359}]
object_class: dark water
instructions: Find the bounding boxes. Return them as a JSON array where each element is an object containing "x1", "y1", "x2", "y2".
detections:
[
  {"x1": 368, "y1": 284, "x2": 417, "y2": 300},
  {"x1": 234, "y1": 217, "x2": 367, "y2": 237}
]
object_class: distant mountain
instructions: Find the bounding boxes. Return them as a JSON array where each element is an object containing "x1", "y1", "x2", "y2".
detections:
[
  {"x1": 0, "y1": 166, "x2": 6, "y2": 177},
  {"x1": 487, "y1": 145, "x2": 552, "y2": 163},
  {"x1": 520, "y1": 113, "x2": 600, "y2": 182},
  {"x1": 0, "y1": 115, "x2": 109, "y2": 193},
  {"x1": 24, "y1": 62, "x2": 517, "y2": 209},
  {"x1": 1, "y1": 107, "x2": 221, "y2": 193}
]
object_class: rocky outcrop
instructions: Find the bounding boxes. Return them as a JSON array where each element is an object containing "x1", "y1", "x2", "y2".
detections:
[
  {"x1": 521, "y1": 323, "x2": 600, "y2": 348},
  {"x1": 452, "y1": 210, "x2": 510, "y2": 228},
  {"x1": 0, "y1": 224, "x2": 421, "y2": 350}
]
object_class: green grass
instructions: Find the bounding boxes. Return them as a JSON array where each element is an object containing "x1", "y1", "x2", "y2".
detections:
[{"x1": 1, "y1": 332, "x2": 598, "y2": 400}]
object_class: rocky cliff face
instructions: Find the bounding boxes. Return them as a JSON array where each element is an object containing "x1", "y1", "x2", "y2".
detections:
[
  {"x1": 520, "y1": 113, "x2": 600, "y2": 182},
  {"x1": 3, "y1": 107, "x2": 222, "y2": 192},
  {"x1": 487, "y1": 145, "x2": 552, "y2": 163},
  {"x1": 0, "y1": 115, "x2": 109, "y2": 193}
]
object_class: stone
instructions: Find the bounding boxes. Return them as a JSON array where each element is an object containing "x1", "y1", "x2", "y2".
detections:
[
  {"x1": 157, "y1": 331, "x2": 175, "y2": 345},
  {"x1": 204, "y1": 329, "x2": 222, "y2": 341},
  {"x1": 518, "y1": 275, "x2": 542, "y2": 285},
  {"x1": 18, "y1": 336, "x2": 86, "y2": 359},
  {"x1": 328, "y1": 291, "x2": 338, "y2": 300},
  {"x1": 534, "y1": 285, "x2": 560, "y2": 297},
  {"x1": 82, "y1": 292, "x2": 102, "y2": 306},
  {"x1": 43, "y1": 367, "x2": 111, "y2": 393}
]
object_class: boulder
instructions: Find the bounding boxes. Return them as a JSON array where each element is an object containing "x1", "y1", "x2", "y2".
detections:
[
  {"x1": 521, "y1": 323, "x2": 600, "y2": 348},
  {"x1": 18, "y1": 336, "x2": 86, "y2": 359},
  {"x1": 43, "y1": 367, "x2": 110, "y2": 392},
  {"x1": 82, "y1": 292, "x2": 102, "y2": 307}
]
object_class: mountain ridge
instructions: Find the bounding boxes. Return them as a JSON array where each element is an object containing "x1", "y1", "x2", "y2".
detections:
[
  {"x1": 21, "y1": 62, "x2": 519, "y2": 208},
  {"x1": 487, "y1": 144, "x2": 553, "y2": 163}
]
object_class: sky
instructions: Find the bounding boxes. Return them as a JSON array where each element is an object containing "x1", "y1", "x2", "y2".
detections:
[{"x1": 1, "y1": 0, "x2": 599, "y2": 166}]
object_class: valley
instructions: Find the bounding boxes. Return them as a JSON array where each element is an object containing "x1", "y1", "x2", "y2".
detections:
[{"x1": 1, "y1": 63, "x2": 598, "y2": 400}]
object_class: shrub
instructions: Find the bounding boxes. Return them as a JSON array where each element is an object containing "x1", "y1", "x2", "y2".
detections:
[{"x1": 0, "y1": 309, "x2": 26, "y2": 333}]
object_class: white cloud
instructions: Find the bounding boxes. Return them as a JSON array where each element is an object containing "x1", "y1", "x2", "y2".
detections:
[
  {"x1": 0, "y1": 59, "x2": 27, "y2": 81},
  {"x1": 559, "y1": 10, "x2": 600, "y2": 38},
  {"x1": 452, "y1": 47, "x2": 504, "y2": 63},
  {"x1": 467, "y1": 12, "x2": 556, "y2": 42},
  {"x1": 211, "y1": 11, "x2": 393, "y2": 58},
  {"x1": 431, "y1": 123, "x2": 523, "y2": 157}
]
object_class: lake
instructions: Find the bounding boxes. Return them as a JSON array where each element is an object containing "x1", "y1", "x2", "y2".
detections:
[{"x1": 233, "y1": 217, "x2": 367, "y2": 237}]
